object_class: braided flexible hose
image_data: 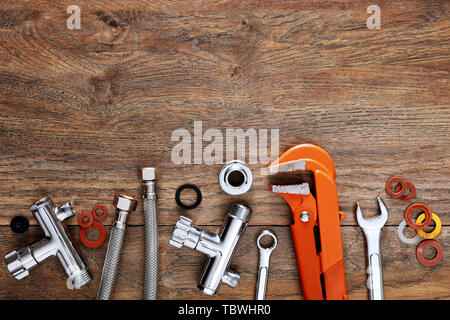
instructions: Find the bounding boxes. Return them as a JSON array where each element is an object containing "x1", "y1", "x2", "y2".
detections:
[
  {"x1": 143, "y1": 195, "x2": 158, "y2": 300},
  {"x1": 96, "y1": 226, "x2": 125, "y2": 300}
]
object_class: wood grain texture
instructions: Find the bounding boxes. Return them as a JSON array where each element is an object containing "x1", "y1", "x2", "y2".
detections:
[
  {"x1": 0, "y1": 0, "x2": 448, "y2": 299},
  {"x1": 0, "y1": 226, "x2": 448, "y2": 300}
]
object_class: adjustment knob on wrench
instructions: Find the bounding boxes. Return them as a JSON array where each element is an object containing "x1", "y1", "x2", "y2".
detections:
[{"x1": 256, "y1": 230, "x2": 277, "y2": 300}]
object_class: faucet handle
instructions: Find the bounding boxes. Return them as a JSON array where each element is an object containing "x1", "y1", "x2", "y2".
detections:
[
  {"x1": 170, "y1": 216, "x2": 193, "y2": 248},
  {"x1": 5, "y1": 249, "x2": 31, "y2": 279},
  {"x1": 222, "y1": 270, "x2": 240, "y2": 288},
  {"x1": 170, "y1": 216, "x2": 202, "y2": 249}
]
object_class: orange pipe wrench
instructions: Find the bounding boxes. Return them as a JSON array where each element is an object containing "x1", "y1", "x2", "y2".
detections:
[{"x1": 268, "y1": 144, "x2": 347, "y2": 300}]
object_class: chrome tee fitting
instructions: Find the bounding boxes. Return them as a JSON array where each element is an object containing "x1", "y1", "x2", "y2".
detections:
[
  {"x1": 4, "y1": 197, "x2": 92, "y2": 289},
  {"x1": 170, "y1": 203, "x2": 251, "y2": 295}
]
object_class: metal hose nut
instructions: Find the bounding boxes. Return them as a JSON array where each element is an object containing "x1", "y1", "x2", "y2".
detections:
[
  {"x1": 142, "y1": 167, "x2": 159, "y2": 300},
  {"x1": 96, "y1": 195, "x2": 137, "y2": 300}
]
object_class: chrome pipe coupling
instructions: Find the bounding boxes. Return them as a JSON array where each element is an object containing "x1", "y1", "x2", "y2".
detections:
[
  {"x1": 170, "y1": 203, "x2": 251, "y2": 295},
  {"x1": 4, "y1": 197, "x2": 92, "y2": 289},
  {"x1": 219, "y1": 160, "x2": 253, "y2": 195}
]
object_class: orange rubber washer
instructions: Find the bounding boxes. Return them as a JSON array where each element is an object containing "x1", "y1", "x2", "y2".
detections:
[
  {"x1": 394, "y1": 180, "x2": 416, "y2": 201},
  {"x1": 405, "y1": 203, "x2": 432, "y2": 230},
  {"x1": 385, "y1": 176, "x2": 407, "y2": 198},
  {"x1": 91, "y1": 204, "x2": 108, "y2": 221},
  {"x1": 79, "y1": 221, "x2": 106, "y2": 248},
  {"x1": 416, "y1": 240, "x2": 443, "y2": 267},
  {"x1": 77, "y1": 211, "x2": 93, "y2": 228}
]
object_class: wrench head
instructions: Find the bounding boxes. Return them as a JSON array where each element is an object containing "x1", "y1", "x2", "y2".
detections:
[
  {"x1": 356, "y1": 197, "x2": 388, "y2": 230},
  {"x1": 257, "y1": 230, "x2": 278, "y2": 252}
]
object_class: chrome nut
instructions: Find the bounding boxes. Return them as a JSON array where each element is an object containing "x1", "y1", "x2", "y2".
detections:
[
  {"x1": 55, "y1": 202, "x2": 75, "y2": 221},
  {"x1": 114, "y1": 195, "x2": 138, "y2": 212},
  {"x1": 142, "y1": 167, "x2": 156, "y2": 181},
  {"x1": 219, "y1": 160, "x2": 253, "y2": 196}
]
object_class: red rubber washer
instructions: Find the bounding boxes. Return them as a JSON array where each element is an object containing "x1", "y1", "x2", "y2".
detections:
[
  {"x1": 405, "y1": 203, "x2": 432, "y2": 230},
  {"x1": 416, "y1": 240, "x2": 443, "y2": 267},
  {"x1": 91, "y1": 204, "x2": 108, "y2": 221},
  {"x1": 79, "y1": 221, "x2": 107, "y2": 248},
  {"x1": 385, "y1": 176, "x2": 407, "y2": 198},
  {"x1": 77, "y1": 211, "x2": 93, "y2": 228},
  {"x1": 394, "y1": 180, "x2": 416, "y2": 201}
]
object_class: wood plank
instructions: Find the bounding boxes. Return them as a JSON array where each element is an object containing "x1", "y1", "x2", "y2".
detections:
[
  {"x1": 0, "y1": 225, "x2": 448, "y2": 299},
  {"x1": 0, "y1": 0, "x2": 448, "y2": 300},
  {"x1": 0, "y1": 0, "x2": 448, "y2": 226}
]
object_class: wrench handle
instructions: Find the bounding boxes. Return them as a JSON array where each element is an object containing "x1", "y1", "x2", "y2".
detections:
[
  {"x1": 364, "y1": 229, "x2": 384, "y2": 300},
  {"x1": 256, "y1": 266, "x2": 268, "y2": 300},
  {"x1": 369, "y1": 253, "x2": 384, "y2": 300}
]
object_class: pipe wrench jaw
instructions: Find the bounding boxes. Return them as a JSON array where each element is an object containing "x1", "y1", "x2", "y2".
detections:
[
  {"x1": 270, "y1": 182, "x2": 324, "y2": 299},
  {"x1": 270, "y1": 183, "x2": 318, "y2": 225},
  {"x1": 268, "y1": 144, "x2": 336, "y2": 179}
]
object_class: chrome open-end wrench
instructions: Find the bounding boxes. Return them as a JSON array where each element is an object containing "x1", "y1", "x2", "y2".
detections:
[
  {"x1": 356, "y1": 197, "x2": 388, "y2": 300},
  {"x1": 256, "y1": 230, "x2": 277, "y2": 300}
]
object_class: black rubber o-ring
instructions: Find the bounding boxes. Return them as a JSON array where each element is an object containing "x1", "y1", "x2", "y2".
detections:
[
  {"x1": 10, "y1": 216, "x2": 30, "y2": 234},
  {"x1": 175, "y1": 184, "x2": 202, "y2": 210}
]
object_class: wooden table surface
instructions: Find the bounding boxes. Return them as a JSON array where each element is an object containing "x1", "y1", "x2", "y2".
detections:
[{"x1": 0, "y1": 0, "x2": 448, "y2": 300}]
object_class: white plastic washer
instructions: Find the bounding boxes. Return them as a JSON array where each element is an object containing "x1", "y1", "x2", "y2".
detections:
[
  {"x1": 397, "y1": 219, "x2": 421, "y2": 245},
  {"x1": 218, "y1": 160, "x2": 253, "y2": 195}
]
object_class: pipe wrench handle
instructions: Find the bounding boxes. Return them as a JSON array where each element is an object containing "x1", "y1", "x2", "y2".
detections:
[{"x1": 291, "y1": 220, "x2": 324, "y2": 299}]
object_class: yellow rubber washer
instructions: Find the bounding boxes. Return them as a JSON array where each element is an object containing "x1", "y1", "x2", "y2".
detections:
[{"x1": 416, "y1": 212, "x2": 441, "y2": 239}]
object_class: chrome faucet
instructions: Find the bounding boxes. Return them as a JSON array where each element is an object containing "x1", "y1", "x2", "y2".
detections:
[
  {"x1": 170, "y1": 203, "x2": 251, "y2": 295},
  {"x1": 4, "y1": 197, "x2": 92, "y2": 289}
]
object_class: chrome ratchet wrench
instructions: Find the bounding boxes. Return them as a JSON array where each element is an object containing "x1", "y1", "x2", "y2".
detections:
[
  {"x1": 256, "y1": 230, "x2": 277, "y2": 300},
  {"x1": 356, "y1": 197, "x2": 388, "y2": 300}
]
